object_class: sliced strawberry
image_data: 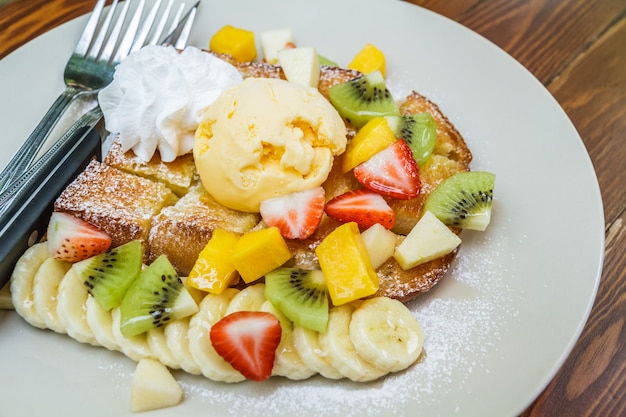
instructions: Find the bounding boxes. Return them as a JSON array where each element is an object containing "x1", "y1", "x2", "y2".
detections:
[
  {"x1": 325, "y1": 188, "x2": 395, "y2": 230},
  {"x1": 353, "y1": 139, "x2": 421, "y2": 200},
  {"x1": 46, "y1": 212, "x2": 112, "y2": 262},
  {"x1": 210, "y1": 311, "x2": 282, "y2": 381},
  {"x1": 259, "y1": 187, "x2": 326, "y2": 239}
]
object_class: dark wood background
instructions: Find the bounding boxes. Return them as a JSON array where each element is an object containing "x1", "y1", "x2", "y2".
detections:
[{"x1": 1, "y1": 0, "x2": 624, "y2": 415}]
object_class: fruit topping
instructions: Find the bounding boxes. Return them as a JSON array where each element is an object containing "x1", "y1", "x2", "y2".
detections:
[
  {"x1": 424, "y1": 171, "x2": 496, "y2": 231},
  {"x1": 353, "y1": 139, "x2": 421, "y2": 200},
  {"x1": 360, "y1": 223, "x2": 397, "y2": 269},
  {"x1": 72, "y1": 240, "x2": 142, "y2": 310},
  {"x1": 46, "y1": 212, "x2": 112, "y2": 262},
  {"x1": 210, "y1": 311, "x2": 282, "y2": 381},
  {"x1": 347, "y1": 43, "x2": 386, "y2": 77},
  {"x1": 342, "y1": 116, "x2": 397, "y2": 173},
  {"x1": 120, "y1": 255, "x2": 199, "y2": 338},
  {"x1": 385, "y1": 113, "x2": 437, "y2": 166},
  {"x1": 264, "y1": 268, "x2": 330, "y2": 333},
  {"x1": 394, "y1": 211, "x2": 462, "y2": 270},
  {"x1": 209, "y1": 25, "x2": 257, "y2": 62},
  {"x1": 130, "y1": 358, "x2": 183, "y2": 412},
  {"x1": 315, "y1": 222, "x2": 379, "y2": 305},
  {"x1": 230, "y1": 227, "x2": 292, "y2": 283},
  {"x1": 278, "y1": 46, "x2": 321, "y2": 88},
  {"x1": 328, "y1": 70, "x2": 400, "y2": 128},
  {"x1": 259, "y1": 187, "x2": 326, "y2": 240},
  {"x1": 325, "y1": 188, "x2": 395, "y2": 230},
  {"x1": 260, "y1": 28, "x2": 294, "y2": 64},
  {"x1": 187, "y1": 229, "x2": 241, "y2": 294}
]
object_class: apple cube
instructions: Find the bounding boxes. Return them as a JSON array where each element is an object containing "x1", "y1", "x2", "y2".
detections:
[
  {"x1": 360, "y1": 223, "x2": 397, "y2": 269},
  {"x1": 394, "y1": 211, "x2": 461, "y2": 270},
  {"x1": 278, "y1": 46, "x2": 321, "y2": 88},
  {"x1": 260, "y1": 28, "x2": 293, "y2": 64},
  {"x1": 130, "y1": 358, "x2": 183, "y2": 412}
]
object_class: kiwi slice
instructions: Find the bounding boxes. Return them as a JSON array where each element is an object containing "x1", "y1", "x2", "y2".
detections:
[
  {"x1": 386, "y1": 113, "x2": 437, "y2": 166},
  {"x1": 72, "y1": 240, "x2": 142, "y2": 311},
  {"x1": 119, "y1": 255, "x2": 198, "y2": 338},
  {"x1": 264, "y1": 267, "x2": 329, "y2": 333},
  {"x1": 328, "y1": 70, "x2": 400, "y2": 128},
  {"x1": 424, "y1": 171, "x2": 496, "y2": 231}
]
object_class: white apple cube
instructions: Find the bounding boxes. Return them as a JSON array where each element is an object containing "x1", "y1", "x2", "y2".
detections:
[
  {"x1": 260, "y1": 28, "x2": 293, "y2": 64},
  {"x1": 130, "y1": 358, "x2": 183, "y2": 412},
  {"x1": 278, "y1": 46, "x2": 321, "y2": 88},
  {"x1": 394, "y1": 211, "x2": 461, "y2": 270},
  {"x1": 361, "y1": 223, "x2": 397, "y2": 269}
]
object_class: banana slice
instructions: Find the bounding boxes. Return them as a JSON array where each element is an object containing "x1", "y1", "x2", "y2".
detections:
[
  {"x1": 292, "y1": 325, "x2": 342, "y2": 379},
  {"x1": 318, "y1": 303, "x2": 388, "y2": 382},
  {"x1": 224, "y1": 283, "x2": 266, "y2": 314},
  {"x1": 350, "y1": 297, "x2": 423, "y2": 373},
  {"x1": 110, "y1": 307, "x2": 154, "y2": 361},
  {"x1": 85, "y1": 295, "x2": 120, "y2": 351},
  {"x1": 260, "y1": 300, "x2": 316, "y2": 380},
  {"x1": 56, "y1": 268, "x2": 99, "y2": 346},
  {"x1": 164, "y1": 317, "x2": 202, "y2": 375},
  {"x1": 147, "y1": 327, "x2": 181, "y2": 370},
  {"x1": 10, "y1": 242, "x2": 49, "y2": 328},
  {"x1": 32, "y1": 257, "x2": 71, "y2": 333},
  {"x1": 187, "y1": 288, "x2": 245, "y2": 382}
]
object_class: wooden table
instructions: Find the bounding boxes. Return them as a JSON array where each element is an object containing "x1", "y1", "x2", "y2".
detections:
[{"x1": 1, "y1": 0, "x2": 624, "y2": 415}]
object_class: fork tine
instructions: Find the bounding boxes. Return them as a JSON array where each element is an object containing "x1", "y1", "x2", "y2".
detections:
[
  {"x1": 99, "y1": 0, "x2": 131, "y2": 63},
  {"x1": 170, "y1": 2, "x2": 199, "y2": 49},
  {"x1": 112, "y1": 0, "x2": 146, "y2": 63},
  {"x1": 87, "y1": 0, "x2": 119, "y2": 59},
  {"x1": 147, "y1": 0, "x2": 174, "y2": 46},
  {"x1": 74, "y1": 0, "x2": 106, "y2": 56},
  {"x1": 166, "y1": 3, "x2": 185, "y2": 39},
  {"x1": 130, "y1": 0, "x2": 163, "y2": 52}
]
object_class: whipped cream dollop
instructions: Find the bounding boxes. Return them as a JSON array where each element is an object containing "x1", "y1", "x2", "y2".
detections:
[{"x1": 98, "y1": 45, "x2": 243, "y2": 162}]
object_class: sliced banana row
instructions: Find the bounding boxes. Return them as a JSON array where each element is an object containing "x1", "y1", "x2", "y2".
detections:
[{"x1": 9, "y1": 242, "x2": 424, "y2": 382}]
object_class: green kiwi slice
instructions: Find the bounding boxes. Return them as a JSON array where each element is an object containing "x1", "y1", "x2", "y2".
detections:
[
  {"x1": 328, "y1": 70, "x2": 400, "y2": 128},
  {"x1": 72, "y1": 240, "x2": 142, "y2": 311},
  {"x1": 386, "y1": 113, "x2": 437, "y2": 166},
  {"x1": 264, "y1": 267, "x2": 329, "y2": 333},
  {"x1": 119, "y1": 254, "x2": 198, "y2": 338},
  {"x1": 424, "y1": 171, "x2": 496, "y2": 231}
]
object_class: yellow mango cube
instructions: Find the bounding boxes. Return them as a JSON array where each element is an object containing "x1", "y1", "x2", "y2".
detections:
[
  {"x1": 209, "y1": 25, "x2": 257, "y2": 62},
  {"x1": 348, "y1": 43, "x2": 386, "y2": 77},
  {"x1": 230, "y1": 227, "x2": 292, "y2": 283},
  {"x1": 342, "y1": 117, "x2": 397, "y2": 172},
  {"x1": 315, "y1": 222, "x2": 379, "y2": 305},
  {"x1": 187, "y1": 229, "x2": 240, "y2": 294}
]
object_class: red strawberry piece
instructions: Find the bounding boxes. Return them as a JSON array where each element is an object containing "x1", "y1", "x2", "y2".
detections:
[
  {"x1": 325, "y1": 188, "x2": 395, "y2": 230},
  {"x1": 46, "y1": 212, "x2": 112, "y2": 262},
  {"x1": 210, "y1": 311, "x2": 282, "y2": 381},
  {"x1": 259, "y1": 187, "x2": 326, "y2": 239},
  {"x1": 353, "y1": 139, "x2": 421, "y2": 199}
]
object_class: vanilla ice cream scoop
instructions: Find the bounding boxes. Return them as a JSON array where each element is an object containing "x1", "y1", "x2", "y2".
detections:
[{"x1": 194, "y1": 77, "x2": 347, "y2": 212}]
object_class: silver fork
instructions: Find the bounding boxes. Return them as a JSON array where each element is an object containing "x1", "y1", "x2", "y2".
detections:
[{"x1": 0, "y1": 0, "x2": 182, "y2": 193}]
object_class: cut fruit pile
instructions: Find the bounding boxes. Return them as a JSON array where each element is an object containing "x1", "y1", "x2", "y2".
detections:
[{"x1": 5, "y1": 24, "x2": 497, "y2": 413}]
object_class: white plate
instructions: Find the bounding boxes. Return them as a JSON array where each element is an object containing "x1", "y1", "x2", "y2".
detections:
[{"x1": 0, "y1": 0, "x2": 604, "y2": 416}]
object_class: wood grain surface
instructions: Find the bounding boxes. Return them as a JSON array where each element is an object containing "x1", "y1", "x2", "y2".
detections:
[{"x1": 1, "y1": 0, "x2": 624, "y2": 416}]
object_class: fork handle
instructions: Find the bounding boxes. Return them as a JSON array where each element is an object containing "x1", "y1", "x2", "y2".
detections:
[{"x1": 0, "y1": 85, "x2": 88, "y2": 193}]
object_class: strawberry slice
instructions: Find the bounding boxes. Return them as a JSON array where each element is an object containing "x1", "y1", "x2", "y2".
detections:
[
  {"x1": 325, "y1": 189, "x2": 395, "y2": 230},
  {"x1": 46, "y1": 212, "x2": 112, "y2": 262},
  {"x1": 353, "y1": 139, "x2": 421, "y2": 199},
  {"x1": 210, "y1": 311, "x2": 282, "y2": 381},
  {"x1": 259, "y1": 187, "x2": 326, "y2": 239}
]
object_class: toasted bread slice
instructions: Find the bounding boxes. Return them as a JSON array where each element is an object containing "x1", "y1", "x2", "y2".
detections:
[{"x1": 54, "y1": 160, "x2": 178, "y2": 260}]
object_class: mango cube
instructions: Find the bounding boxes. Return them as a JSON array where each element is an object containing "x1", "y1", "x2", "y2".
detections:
[
  {"x1": 348, "y1": 43, "x2": 386, "y2": 77},
  {"x1": 342, "y1": 117, "x2": 397, "y2": 172},
  {"x1": 186, "y1": 229, "x2": 240, "y2": 294},
  {"x1": 209, "y1": 25, "x2": 257, "y2": 62},
  {"x1": 230, "y1": 227, "x2": 292, "y2": 283},
  {"x1": 315, "y1": 222, "x2": 379, "y2": 305}
]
